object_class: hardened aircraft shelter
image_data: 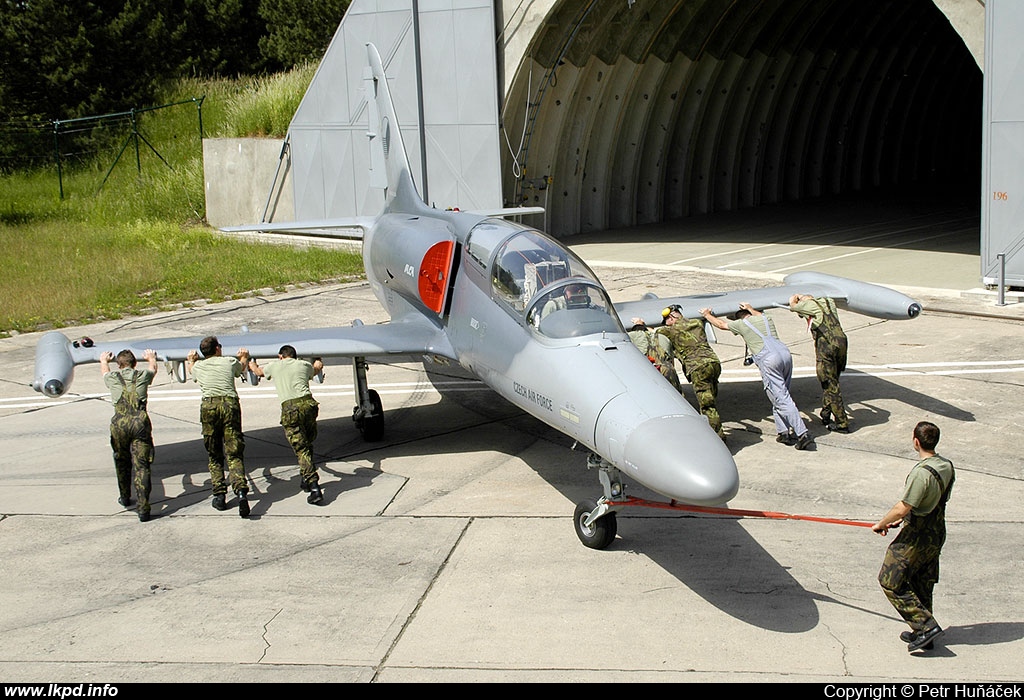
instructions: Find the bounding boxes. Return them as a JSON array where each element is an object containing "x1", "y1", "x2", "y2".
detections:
[{"x1": 236, "y1": 0, "x2": 1024, "y2": 288}]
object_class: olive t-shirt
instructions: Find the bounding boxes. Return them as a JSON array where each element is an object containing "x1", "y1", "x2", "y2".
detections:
[
  {"x1": 263, "y1": 357, "x2": 316, "y2": 403},
  {"x1": 901, "y1": 455, "x2": 954, "y2": 516},
  {"x1": 191, "y1": 356, "x2": 243, "y2": 398}
]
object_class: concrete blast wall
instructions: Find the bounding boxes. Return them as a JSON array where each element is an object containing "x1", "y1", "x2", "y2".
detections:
[{"x1": 203, "y1": 138, "x2": 293, "y2": 230}]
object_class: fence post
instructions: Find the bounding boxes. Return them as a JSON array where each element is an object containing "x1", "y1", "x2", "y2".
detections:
[{"x1": 53, "y1": 121, "x2": 64, "y2": 200}]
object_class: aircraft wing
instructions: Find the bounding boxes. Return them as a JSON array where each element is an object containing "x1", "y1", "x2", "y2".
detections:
[
  {"x1": 32, "y1": 316, "x2": 457, "y2": 397},
  {"x1": 613, "y1": 271, "x2": 923, "y2": 327},
  {"x1": 462, "y1": 206, "x2": 545, "y2": 218}
]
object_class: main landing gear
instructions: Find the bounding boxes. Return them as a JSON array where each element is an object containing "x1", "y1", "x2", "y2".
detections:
[
  {"x1": 573, "y1": 453, "x2": 626, "y2": 550},
  {"x1": 352, "y1": 355, "x2": 385, "y2": 441}
]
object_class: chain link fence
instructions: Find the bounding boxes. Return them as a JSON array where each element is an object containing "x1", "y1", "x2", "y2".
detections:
[{"x1": 0, "y1": 97, "x2": 205, "y2": 198}]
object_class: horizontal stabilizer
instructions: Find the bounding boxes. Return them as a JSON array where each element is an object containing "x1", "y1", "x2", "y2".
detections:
[
  {"x1": 463, "y1": 206, "x2": 545, "y2": 218},
  {"x1": 220, "y1": 217, "x2": 374, "y2": 237}
]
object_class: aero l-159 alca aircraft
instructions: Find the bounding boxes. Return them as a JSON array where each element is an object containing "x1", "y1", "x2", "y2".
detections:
[{"x1": 32, "y1": 44, "x2": 922, "y2": 548}]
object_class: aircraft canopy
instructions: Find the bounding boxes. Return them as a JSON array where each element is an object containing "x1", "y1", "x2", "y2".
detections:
[
  {"x1": 526, "y1": 282, "x2": 621, "y2": 339},
  {"x1": 486, "y1": 225, "x2": 597, "y2": 311}
]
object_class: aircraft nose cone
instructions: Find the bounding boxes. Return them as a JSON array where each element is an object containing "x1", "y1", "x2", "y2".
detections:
[{"x1": 622, "y1": 415, "x2": 738, "y2": 505}]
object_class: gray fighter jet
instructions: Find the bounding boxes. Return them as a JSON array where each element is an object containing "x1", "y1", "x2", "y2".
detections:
[{"x1": 31, "y1": 44, "x2": 922, "y2": 548}]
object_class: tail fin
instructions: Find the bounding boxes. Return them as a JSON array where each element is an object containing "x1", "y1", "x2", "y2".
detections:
[{"x1": 365, "y1": 43, "x2": 427, "y2": 215}]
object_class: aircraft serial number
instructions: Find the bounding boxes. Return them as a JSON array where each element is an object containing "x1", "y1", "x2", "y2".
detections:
[{"x1": 513, "y1": 381, "x2": 553, "y2": 411}]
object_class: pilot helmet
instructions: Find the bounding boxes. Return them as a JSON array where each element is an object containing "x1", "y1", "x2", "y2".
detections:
[{"x1": 565, "y1": 284, "x2": 590, "y2": 308}]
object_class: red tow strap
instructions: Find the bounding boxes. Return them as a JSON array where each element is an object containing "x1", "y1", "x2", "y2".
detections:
[{"x1": 607, "y1": 496, "x2": 875, "y2": 528}]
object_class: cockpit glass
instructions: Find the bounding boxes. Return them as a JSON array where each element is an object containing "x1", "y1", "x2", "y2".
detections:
[
  {"x1": 490, "y1": 228, "x2": 598, "y2": 313},
  {"x1": 467, "y1": 219, "x2": 518, "y2": 269},
  {"x1": 526, "y1": 282, "x2": 623, "y2": 339}
]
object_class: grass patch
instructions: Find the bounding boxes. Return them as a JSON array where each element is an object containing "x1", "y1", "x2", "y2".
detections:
[
  {"x1": 214, "y1": 62, "x2": 317, "y2": 138},
  {"x1": 0, "y1": 63, "x2": 363, "y2": 336},
  {"x1": 0, "y1": 219, "x2": 363, "y2": 333}
]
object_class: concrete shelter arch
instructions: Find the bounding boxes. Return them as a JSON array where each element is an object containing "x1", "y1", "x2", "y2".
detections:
[{"x1": 498, "y1": 0, "x2": 985, "y2": 237}]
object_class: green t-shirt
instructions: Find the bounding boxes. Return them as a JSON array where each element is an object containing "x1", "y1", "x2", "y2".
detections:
[
  {"x1": 727, "y1": 314, "x2": 779, "y2": 355},
  {"x1": 901, "y1": 454, "x2": 954, "y2": 516},
  {"x1": 104, "y1": 367, "x2": 155, "y2": 404},
  {"x1": 263, "y1": 357, "x2": 316, "y2": 403},
  {"x1": 791, "y1": 297, "x2": 831, "y2": 329},
  {"x1": 191, "y1": 356, "x2": 243, "y2": 398},
  {"x1": 628, "y1": 328, "x2": 669, "y2": 357}
]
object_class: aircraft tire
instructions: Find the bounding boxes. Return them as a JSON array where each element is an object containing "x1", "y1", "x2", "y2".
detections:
[
  {"x1": 573, "y1": 499, "x2": 617, "y2": 550},
  {"x1": 361, "y1": 389, "x2": 385, "y2": 442}
]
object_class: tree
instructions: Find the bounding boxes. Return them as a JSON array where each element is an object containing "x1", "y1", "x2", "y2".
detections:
[
  {"x1": 0, "y1": 0, "x2": 105, "y2": 123},
  {"x1": 258, "y1": 0, "x2": 350, "y2": 68},
  {"x1": 171, "y1": 0, "x2": 273, "y2": 77},
  {"x1": 0, "y1": 0, "x2": 348, "y2": 168}
]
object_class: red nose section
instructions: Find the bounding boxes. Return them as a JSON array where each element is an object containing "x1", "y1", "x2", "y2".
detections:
[{"x1": 418, "y1": 240, "x2": 455, "y2": 313}]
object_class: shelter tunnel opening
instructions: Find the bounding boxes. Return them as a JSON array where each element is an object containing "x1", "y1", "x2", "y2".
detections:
[{"x1": 502, "y1": 0, "x2": 982, "y2": 242}]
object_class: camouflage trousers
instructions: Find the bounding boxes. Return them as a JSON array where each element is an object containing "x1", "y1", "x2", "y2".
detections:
[
  {"x1": 878, "y1": 521, "x2": 945, "y2": 632},
  {"x1": 200, "y1": 396, "x2": 247, "y2": 495},
  {"x1": 815, "y1": 333, "x2": 848, "y2": 426},
  {"x1": 110, "y1": 408, "x2": 154, "y2": 515},
  {"x1": 658, "y1": 361, "x2": 682, "y2": 392},
  {"x1": 280, "y1": 396, "x2": 320, "y2": 485},
  {"x1": 685, "y1": 360, "x2": 723, "y2": 437}
]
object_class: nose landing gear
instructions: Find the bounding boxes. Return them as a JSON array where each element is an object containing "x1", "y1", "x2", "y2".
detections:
[{"x1": 572, "y1": 454, "x2": 625, "y2": 549}]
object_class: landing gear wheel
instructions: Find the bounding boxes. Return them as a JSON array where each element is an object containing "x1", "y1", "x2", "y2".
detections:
[
  {"x1": 360, "y1": 389, "x2": 385, "y2": 442},
  {"x1": 573, "y1": 499, "x2": 617, "y2": 549}
]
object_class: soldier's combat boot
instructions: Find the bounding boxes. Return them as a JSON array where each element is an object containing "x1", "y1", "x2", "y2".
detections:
[
  {"x1": 907, "y1": 625, "x2": 943, "y2": 652},
  {"x1": 307, "y1": 483, "x2": 323, "y2": 505},
  {"x1": 211, "y1": 493, "x2": 228, "y2": 511},
  {"x1": 819, "y1": 408, "x2": 832, "y2": 426},
  {"x1": 237, "y1": 490, "x2": 250, "y2": 518},
  {"x1": 118, "y1": 495, "x2": 133, "y2": 507},
  {"x1": 900, "y1": 630, "x2": 933, "y2": 650},
  {"x1": 300, "y1": 477, "x2": 312, "y2": 493},
  {"x1": 138, "y1": 510, "x2": 151, "y2": 523}
]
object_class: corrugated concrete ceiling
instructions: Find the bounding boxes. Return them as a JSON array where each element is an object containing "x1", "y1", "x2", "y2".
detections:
[{"x1": 503, "y1": 0, "x2": 982, "y2": 237}]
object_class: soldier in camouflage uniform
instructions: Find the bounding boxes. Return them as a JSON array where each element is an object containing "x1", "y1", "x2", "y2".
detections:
[
  {"x1": 627, "y1": 321, "x2": 682, "y2": 392},
  {"x1": 187, "y1": 336, "x2": 252, "y2": 517},
  {"x1": 101, "y1": 348, "x2": 158, "y2": 522},
  {"x1": 788, "y1": 294, "x2": 849, "y2": 432},
  {"x1": 656, "y1": 305, "x2": 725, "y2": 440},
  {"x1": 248, "y1": 345, "x2": 325, "y2": 505},
  {"x1": 873, "y1": 421, "x2": 955, "y2": 652}
]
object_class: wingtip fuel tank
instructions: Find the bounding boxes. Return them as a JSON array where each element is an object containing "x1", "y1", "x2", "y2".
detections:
[
  {"x1": 783, "y1": 271, "x2": 922, "y2": 320},
  {"x1": 32, "y1": 331, "x2": 75, "y2": 398}
]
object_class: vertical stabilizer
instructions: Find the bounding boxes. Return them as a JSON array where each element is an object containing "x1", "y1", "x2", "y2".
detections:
[{"x1": 365, "y1": 43, "x2": 428, "y2": 215}]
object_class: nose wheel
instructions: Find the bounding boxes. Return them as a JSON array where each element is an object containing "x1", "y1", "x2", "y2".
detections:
[
  {"x1": 573, "y1": 453, "x2": 625, "y2": 549},
  {"x1": 573, "y1": 499, "x2": 617, "y2": 549}
]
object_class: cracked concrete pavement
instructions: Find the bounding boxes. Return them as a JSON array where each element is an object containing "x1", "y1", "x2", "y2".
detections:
[{"x1": 1, "y1": 209, "x2": 1022, "y2": 682}]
